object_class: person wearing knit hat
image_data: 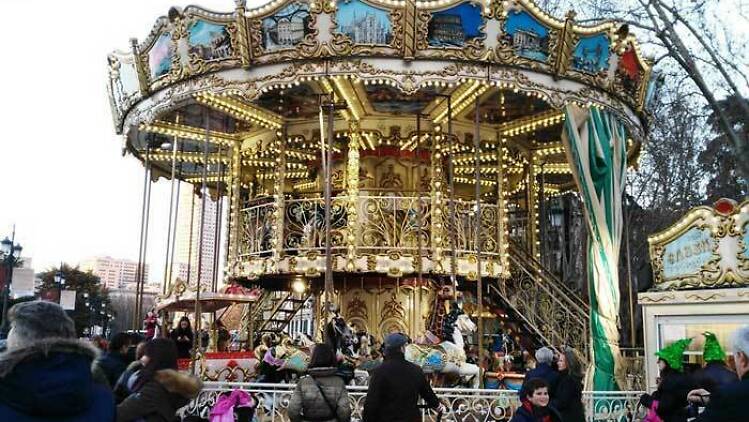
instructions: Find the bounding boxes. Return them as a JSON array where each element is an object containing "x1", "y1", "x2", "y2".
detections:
[
  {"x1": 0, "y1": 301, "x2": 115, "y2": 421},
  {"x1": 693, "y1": 332, "x2": 738, "y2": 394},
  {"x1": 640, "y1": 338, "x2": 698, "y2": 422}
]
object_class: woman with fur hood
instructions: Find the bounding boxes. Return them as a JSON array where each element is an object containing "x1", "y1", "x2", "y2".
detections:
[
  {"x1": 288, "y1": 343, "x2": 351, "y2": 422},
  {"x1": 0, "y1": 301, "x2": 115, "y2": 421},
  {"x1": 117, "y1": 338, "x2": 202, "y2": 422}
]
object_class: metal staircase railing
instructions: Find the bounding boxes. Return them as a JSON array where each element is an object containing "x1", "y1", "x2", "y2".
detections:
[
  {"x1": 254, "y1": 291, "x2": 312, "y2": 335},
  {"x1": 487, "y1": 242, "x2": 590, "y2": 362}
]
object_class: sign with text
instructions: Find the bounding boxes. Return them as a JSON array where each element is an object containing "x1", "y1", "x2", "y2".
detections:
[{"x1": 649, "y1": 198, "x2": 749, "y2": 290}]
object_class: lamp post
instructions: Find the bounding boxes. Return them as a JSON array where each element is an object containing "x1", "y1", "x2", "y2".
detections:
[{"x1": 1, "y1": 230, "x2": 23, "y2": 335}]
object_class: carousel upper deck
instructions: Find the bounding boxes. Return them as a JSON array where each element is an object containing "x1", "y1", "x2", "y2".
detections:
[{"x1": 107, "y1": 0, "x2": 651, "y2": 283}]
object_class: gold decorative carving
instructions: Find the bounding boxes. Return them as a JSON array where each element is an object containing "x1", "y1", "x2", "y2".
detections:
[{"x1": 685, "y1": 293, "x2": 726, "y2": 302}]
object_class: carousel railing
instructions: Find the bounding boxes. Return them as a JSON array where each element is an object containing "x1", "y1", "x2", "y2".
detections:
[
  {"x1": 238, "y1": 195, "x2": 503, "y2": 260},
  {"x1": 179, "y1": 382, "x2": 647, "y2": 422}
]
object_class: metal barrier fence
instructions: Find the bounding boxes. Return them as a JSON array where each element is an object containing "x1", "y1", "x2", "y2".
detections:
[{"x1": 180, "y1": 383, "x2": 647, "y2": 422}]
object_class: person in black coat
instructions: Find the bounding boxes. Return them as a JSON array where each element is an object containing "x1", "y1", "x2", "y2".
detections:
[
  {"x1": 689, "y1": 325, "x2": 749, "y2": 422},
  {"x1": 522, "y1": 347, "x2": 560, "y2": 398},
  {"x1": 97, "y1": 332, "x2": 132, "y2": 388},
  {"x1": 510, "y1": 378, "x2": 563, "y2": 422},
  {"x1": 170, "y1": 316, "x2": 194, "y2": 359},
  {"x1": 552, "y1": 347, "x2": 585, "y2": 422},
  {"x1": 363, "y1": 333, "x2": 443, "y2": 422},
  {"x1": 640, "y1": 338, "x2": 697, "y2": 422},
  {"x1": 693, "y1": 332, "x2": 738, "y2": 394}
]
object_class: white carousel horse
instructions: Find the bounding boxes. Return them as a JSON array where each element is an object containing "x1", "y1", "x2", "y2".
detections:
[{"x1": 405, "y1": 313, "x2": 481, "y2": 388}]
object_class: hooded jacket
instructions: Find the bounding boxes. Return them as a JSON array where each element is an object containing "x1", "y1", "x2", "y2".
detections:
[
  {"x1": 0, "y1": 337, "x2": 115, "y2": 421},
  {"x1": 117, "y1": 369, "x2": 202, "y2": 422},
  {"x1": 509, "y1": 400, "x2": 563, "y2": 422},
  {"x1": 287, "y1": 367, "x2": 351, "y2": 422}
]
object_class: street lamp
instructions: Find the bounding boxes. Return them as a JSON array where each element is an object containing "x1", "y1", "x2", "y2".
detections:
[{"x1": 1, "y1": 233, "x2": 23, "y2": 335}]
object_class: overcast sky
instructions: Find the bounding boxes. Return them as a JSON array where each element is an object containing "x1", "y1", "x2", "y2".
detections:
[
  {"x1": 0, "y1": 0, "x2": 264, "y2": 280},
  {"x1": 0, "y1": 0, "x2": 745, "y2": 282}
]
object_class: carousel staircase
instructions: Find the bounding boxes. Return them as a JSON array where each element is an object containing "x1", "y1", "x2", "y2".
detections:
[
  {"x1": 487, "y1": 241, "x2": 591, "y2": 362},
  {"x1": 251, "y1": 290, "x2": 312, "y2": 336}
]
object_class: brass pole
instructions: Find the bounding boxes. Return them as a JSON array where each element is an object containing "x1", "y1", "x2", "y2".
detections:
[
  {"x1": 473, "y1": 97, "x2": 483, "y2": 383},
  {"x1": 415, "y1": 113, "x2": 424, "y2": 335},
  {"x1": 324, "y1": 100, "x2": 334, "y2": 317},
  {"x1": 446, "y1": 96, "x2": 458, "y2": 301},
  {"x1": 192, "y1": 122, "x2": 210, "y2": 373}
]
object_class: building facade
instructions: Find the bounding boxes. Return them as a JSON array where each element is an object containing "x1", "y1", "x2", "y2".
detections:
[
  {"x1": 80, "y1": 256, "x2": 151, "y2": 290},
  {"x1": 172, "y1": 185, "x2": 221, "y2": 287}
]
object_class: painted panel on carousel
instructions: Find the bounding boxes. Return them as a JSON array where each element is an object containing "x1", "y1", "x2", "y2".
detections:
[
  {"x1": 743, "y1": 222, "x2": 749, "y2": 260},
  {"x1": 503, "y1": 10, "x2": 550, "y2": 62},
  {"x1": 662, "y1": 227, "x2": 715, "y2": 281},
  {"x1": 336, "y1": 0, "x2": 393, "y2": 45},
  {"x1": 572, "y1": 34, "x2": 610, "y2": 74},
  {"x1": 616, "y1": 47, "x2": 643, "y2": 97},
  {"x1": 428, "y1": 2, "x2": 483, "y2": 47},
  {"x1": 187, "y1": 20, "x2": 233, "y2": 61},
  {"x1": 262, "y1": 1, "x2": 313, "y2": 51},
  {"x1": 366, "y1": 84, "x2": 439, "y2": 113},
  {"x1": 148, "y1": 32, "x2": 173, "y2": 79}
]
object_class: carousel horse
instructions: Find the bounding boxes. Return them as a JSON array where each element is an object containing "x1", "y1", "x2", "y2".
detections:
[{"x1": 405, "y1": 313, "x2": 481, "y2": 388}]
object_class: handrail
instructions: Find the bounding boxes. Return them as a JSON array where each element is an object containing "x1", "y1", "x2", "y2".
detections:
[{"x1": 509, "y1": 239, "x2": 590, "y2": 314}]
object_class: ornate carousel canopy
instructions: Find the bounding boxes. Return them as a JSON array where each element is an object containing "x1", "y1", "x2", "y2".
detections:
[{"x1": 106, "y1": 0, "x2": 653, "y2": 282}]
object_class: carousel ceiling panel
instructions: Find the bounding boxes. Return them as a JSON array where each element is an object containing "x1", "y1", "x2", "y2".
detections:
[
  {"x1": 364, "y1": 83, "x2": 441, "y2": 115},
  {"x1": 476, "y1": 90, "x2": 551, "y2": 124},
  {"x1": 254, "y1": 83, "x2": 322, "y2": 119}
]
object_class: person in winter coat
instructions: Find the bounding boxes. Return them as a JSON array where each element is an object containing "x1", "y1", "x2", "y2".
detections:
[
  {"x1": 117, "y1": 338, "x2": 202, "y2": 422},
  {"x1": 363, "y1": 333, "x2": 443, "y2": 422},
  {"x1": 640, "y1": 338, "x2": 696, "y2": 422},
  {"x1": 98, "y1": 332, "x2": 132, "y2": 388},
  {"x1": 170, "y1": 316, "x2": 194, "y2": 359},
  {"x1": 288, "y1": 343, "x2": 351, "y2": 422},
  {"x1": 510, "y1": 378, "x2": 563, "y2": 422},
  {"x1": 522, "y1": 347, "x2": 560, "y2": 399},
  {"x1": 113, "y1": 341, "x2": 147, "y2": 404},
  {"x1": 693, "y1": 332, "x2": 738, "y2": 394},
  {"x1": 0, "y1": 301, "x2": 115, "y2": 421},
  {"x1": 551, "y1": 347, "x2": 585, "y2": 422},
  {"x1": 688, "y1": 325, "x2": 749, "y2": 422}
]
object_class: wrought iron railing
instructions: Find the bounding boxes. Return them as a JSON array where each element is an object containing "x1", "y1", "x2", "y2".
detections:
[
  {"x1": 179, "y1": 382, "x2": 647, "y2": 422},
  {"x1": 488, "y1": 241, "x2": 590, "y2": 361},
  {"x1": 238, "y1": 195, "x2": 503, "y2": 260}
]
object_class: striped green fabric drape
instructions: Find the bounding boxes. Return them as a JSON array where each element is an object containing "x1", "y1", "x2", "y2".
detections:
[{"x1": 562, "y1": 105, "x2": 627, "y2": 391}]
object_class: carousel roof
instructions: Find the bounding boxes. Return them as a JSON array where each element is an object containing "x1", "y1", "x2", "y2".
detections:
[{"x1": 107, "y1": 0, "x2": 654, "y2": 195}]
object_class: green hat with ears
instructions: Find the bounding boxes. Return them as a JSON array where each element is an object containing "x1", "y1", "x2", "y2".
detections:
[
  {"x1": 656, "y1": 338, "x2": 692, "y2": 372},
  {"x1": 702, "y1": 332, "x2": 726, "y2": 362}
]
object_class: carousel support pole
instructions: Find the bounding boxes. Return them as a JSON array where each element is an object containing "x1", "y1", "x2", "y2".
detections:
[
  {"x1": 247, "y1": 302, "x2": 254, "y2": 350},
  {"x1": 345, "y1": 121, "x2": 360, "y2": 272},
  {"x1": 415, "y1": 113, "x2": 424, "y2": 335},
  {"x1": 162, "y1": 118, "x2": 180, "y2": 296},
  {"x1": 497, "y1": 135, "x2": 510, "y2": 279},
  {"x1": 321, "y1": 97, "x2": 346, "y2": 319},
  {"x1": 473, "y1": 97, "x2": 483, "y2": 384},
  {"x1": 430, "y1": 126, "x2": 445, "y2": 276},
  {"x1": 539, "y1": 162, "x2": 546, "y2": 267},
  {"x1": 192, "y1": 123, "x2": 210, "y2": 374},
  {"x1": 444, "y1": 95, "x2": 458, "y2": 301},
  {"x1": 135, "y1": 145, "x2": 152, "y2": 330},
  {"x1": 227, "y1": 140, "x2": 242, "y2": 280},
  {"x1": 527, "y1": 153, "x2": 539, "y2": 259},
  {"x1": 272, "y1": 127, "x2": 286, "y2": 274}
]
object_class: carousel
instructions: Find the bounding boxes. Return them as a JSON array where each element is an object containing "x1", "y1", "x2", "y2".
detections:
[{"x1": 107, "y1": 0, "x2": 654, "y2": 390}]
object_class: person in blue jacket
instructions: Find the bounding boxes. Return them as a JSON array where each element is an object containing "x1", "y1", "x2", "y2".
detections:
[{"x1": 0, "y1": 300, "x2": 115, "y2": 421}]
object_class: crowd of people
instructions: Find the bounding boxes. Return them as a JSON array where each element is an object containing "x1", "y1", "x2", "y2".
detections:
[
  {"x1": 1, "y1": 300, "x2": 748, "y2": 422},
  {"x1": 0, "y1": 301, "x2": 202, "y2": 421},
  {"x1": 639, "y1": 327, "x2": 749, "y2": 422}
]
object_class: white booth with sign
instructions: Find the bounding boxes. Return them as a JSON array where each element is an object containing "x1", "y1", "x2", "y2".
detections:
[{"x1": 639, "y1": 198, "x2": 749, "y2": 391}]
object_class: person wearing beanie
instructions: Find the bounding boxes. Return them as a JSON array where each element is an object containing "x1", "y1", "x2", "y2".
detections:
[
  {"x1": 693, "y1": 332, "x2": 738, "y2": 394},
  {"x1": 0, "y1": 301, "x2": 115, "y2": 421},
  {"x1": 362, "y1": 333, "x2": 443, "y2": 422},
  {"x1": 640, "y1": 338, "x2": 697, "y2": 422}
]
